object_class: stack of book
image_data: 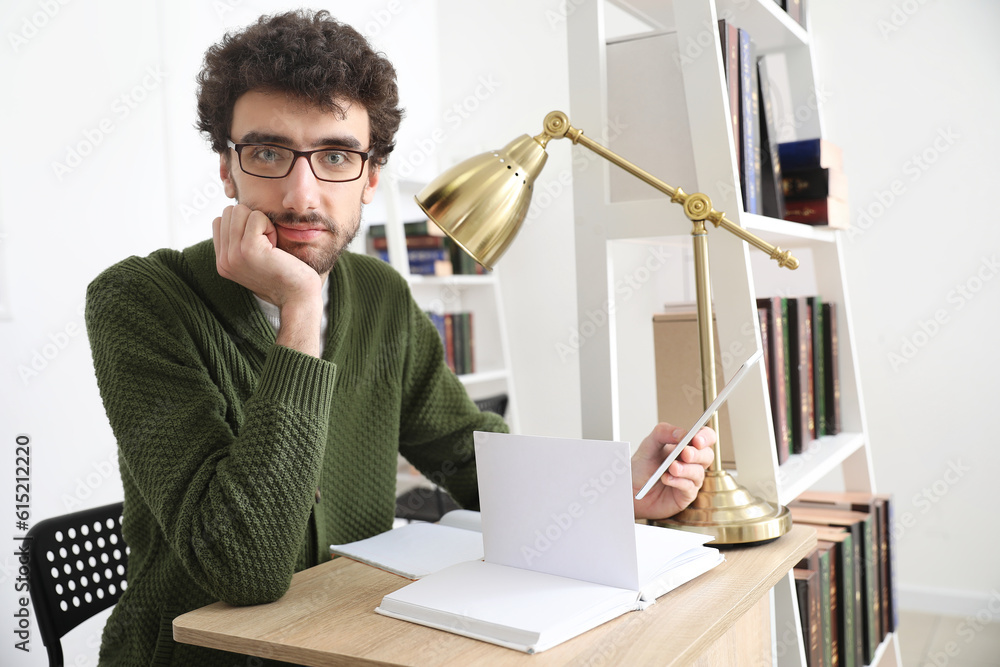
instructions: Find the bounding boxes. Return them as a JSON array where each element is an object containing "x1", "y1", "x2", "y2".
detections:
[
  {"x1": 368, "y1": 220, "x2": 450, "y2": 276},
  {"x1": 756, "y1": 296, "x2": 840, "y2": 464},
  {"x1": 779, "y1": 138, "x2": 850, "y2": 229},
  {"x1": 368, "y1": 220, "x2": 488, "y2": 276},
  {"x1": 426, "y1": 311, "x2": 474, "y2": 376},
  {"x1": 790, "y1": 491, "x2": 898, "y2": 667}
]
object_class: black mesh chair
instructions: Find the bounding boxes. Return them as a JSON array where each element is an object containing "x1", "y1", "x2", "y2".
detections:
[
  {"x1": 395, "y1": 394, "x2": 509, "y2": 523},
  {"x1": 474, "y1": 393, "x2": 508, "y2": 418},
  {"x1": 25, "y1": 502, "x2": 127, "y2": 666}
]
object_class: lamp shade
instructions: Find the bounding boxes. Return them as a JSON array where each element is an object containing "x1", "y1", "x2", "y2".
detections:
[{"x1": 415, "y1": 134, "x2": 549, "y2": 270}]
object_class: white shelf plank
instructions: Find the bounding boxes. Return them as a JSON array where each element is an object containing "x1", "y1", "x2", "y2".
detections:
[
  {"x1": 716, "y1": 0, "x2": 809, "y2": 53},
  {"x1": 458, "y1": 369, "x2": 509, "y2": 386},
  {"x1": 777, "y1": 432, "x2": 865, "y2": 505},
  {"x1": 742, "y1": 212, "x2": 839, "y2": 246},
  {"x1": 407, "y1": 274, "x2": 496, "y2": 288}
]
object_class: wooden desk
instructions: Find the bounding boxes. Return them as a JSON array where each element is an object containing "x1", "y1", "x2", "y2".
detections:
[{"x1": 174, "y1": 525, "x2": 815, "y2": 666}]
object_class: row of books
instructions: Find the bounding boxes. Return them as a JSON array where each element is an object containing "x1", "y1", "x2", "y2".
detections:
[
  {"x1": 719, "y1": 19, "x2": 850, "y2": 229},
  {"x1": 368, "y1": 220, "x2": 488, "y2": 276},
  {"x1": 426, "y1": 311, "x2": 474, "y2": 376},
  {"x1": 757, "y1": 295, "x2": 840, "y2": 465},
  {"x1": 790, "y1": 491, "x2": 898, "y2": 667}
]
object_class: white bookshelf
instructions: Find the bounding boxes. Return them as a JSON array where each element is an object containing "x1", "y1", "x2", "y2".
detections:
[
  {"x1": 365, "y1": 171, "x2": 518, "y2": 426},
  {"x1": 566, "y1": 1, "x2": 899, "y2": 664}
]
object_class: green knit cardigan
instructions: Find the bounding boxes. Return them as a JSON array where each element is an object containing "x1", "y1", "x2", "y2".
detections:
[{"x1": 85, "y1": 240, "x2": 506, "y2": 666}]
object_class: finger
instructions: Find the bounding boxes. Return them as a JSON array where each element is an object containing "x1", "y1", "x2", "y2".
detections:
[
  {"x1": 243, "y1": 209, "x2": 276, "y2": 250},
  {"x1": 671, "y1": 459, "x2": 706, "y2": 485},
  {"x1": 679, "y1": 443, "x2": 714, "y2": 468},
  {"x1": 212, "y1": 215, "x2": 222, "y2": 259},
  {"x1": 635, "y1": 422, "x2": 678, "y2": 460},
  {"x1": 227, "y1": 204, "x2": 252, "y2": 265},
  {"x1": 216, "y1": 206, "x2": 234, "y2": 273},
  {"x1": 690, "y1": 426, "x2": 717, "y2": 449},
  {"x1": 663, "y1": 474, "x2": 700, "y2": 504}
]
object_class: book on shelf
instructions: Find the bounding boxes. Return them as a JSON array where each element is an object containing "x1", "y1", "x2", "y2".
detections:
[
  {"x1": 427, "y1": 311, "x2": 474, "y2": 375},
  {"x1": 330, "y1": 509, "x2": 484, "y2": 579},
  {"x1": 778, "y1": 139, "x2": 843, "y2": 172},
  {"x1": 652, "y1": 310, "x2": 737, "y2": 469},
  {"x1": 778, "y1": 139, "x2": 850, "y2": 229},
  {"x1": 718, "y1": 19, "x2": 741, "y2": 176},
  {"x1": 790, "y1": 504, "x2": 881, "y2": 665},
  {"x1": 797, "y1": 544, "x2": 834, "y2": 667},
  {"x1": 807, "y1": 296, "x2": 827, "y2": 437},
  {"x1": 785, "y1": 0, "x2": 805, "y2": 28},
  {"x1": 783, "y1": 166, "x2": 849, "y2": 201},
  {"x1": 757, "y1": 54, "x2": 787, "y2": 220},
  {"x1": 371, "y1": 234, "x2": 447, "y2": 251},
  {"x1": 739, "y1": 27, "x2": 762, "y2": 215},
  {"x1": 375, "y1": 432, "x2": 724, "y2": 654},
  {"x1": 794, "y1": 567, "x2": 823, "y2": 667},
  {"x1": 784, "y1": 197, "x2": 850, "y2": 229},
  {"x1": 786, "y1": 297, "x2": 816, "y2": 453},
  {"x1": 818, "y1": 542, "x2": 840, "y2": 667},
  {"x1": 822, "y1": 302, "x2": 842, "y2": 435},
  {"x1": 817, "y1": 530, "x2": 857, "y2": 667},
  {"x1": 757, "y1": 297, "x2": 792, "y2": 464},
  {"x1": 367, "y1": 219, "x2": 445, "y2": 239}
]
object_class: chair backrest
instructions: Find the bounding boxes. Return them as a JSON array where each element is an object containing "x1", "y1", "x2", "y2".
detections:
[
  {"x1": 474, "y1": 393, "x2": 508, "y2": 417},
  {"x1": 26, "y1": 502, "x2": 127, "y2": 667}
]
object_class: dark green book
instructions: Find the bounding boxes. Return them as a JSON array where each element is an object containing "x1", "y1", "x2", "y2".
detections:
[
  {"x1": 796, "y1": 546, "x2": 833, "y2": 667},
  {"x1": 817, "y1": 532, "x2": 856, "y2": 667},
  {"x1": 808, "y1": 296, "x2": 826, "y2": 436},
  {"x1": 822, "y1": 302, "x2": 841, "y2": 435},
  {"x1": 794, "y1": 568, "x2": 823, "y2": 667}
]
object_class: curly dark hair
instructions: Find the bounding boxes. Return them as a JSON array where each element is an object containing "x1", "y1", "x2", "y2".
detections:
[{"x1": 196, "y1": 9, "x2": 403, "y2": 166}]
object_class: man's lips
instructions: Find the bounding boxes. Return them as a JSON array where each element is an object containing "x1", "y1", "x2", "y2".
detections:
[{"x1": 275, "y1": 224, "x2": 329, "y2": 242}]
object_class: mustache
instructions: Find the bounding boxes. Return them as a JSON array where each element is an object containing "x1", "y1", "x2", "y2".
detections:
[{"x1": 266, "y1": 210, "x2": 335, "y2": 232}]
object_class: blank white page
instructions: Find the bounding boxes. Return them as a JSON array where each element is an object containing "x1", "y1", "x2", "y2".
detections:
[{"x1": 474, "y1": 432, "x2": 639, "y2": 590}]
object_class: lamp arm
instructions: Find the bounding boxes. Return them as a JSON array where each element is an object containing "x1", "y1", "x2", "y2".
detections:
[{"x1": 538, "y1": 111, "x2": 798, "y2": 270}]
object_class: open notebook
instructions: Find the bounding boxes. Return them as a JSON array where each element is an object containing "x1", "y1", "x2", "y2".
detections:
[
  {"x1": 371, "y1": 432, "x2": 723, "y2": 654},
  {"x1": 330, "y1": 509, "x2": 483, "y2": 579}
]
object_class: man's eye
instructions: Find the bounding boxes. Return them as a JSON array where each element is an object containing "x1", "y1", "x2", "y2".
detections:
[
  {"x1": 249, "y1": 147, "x2": 286, "y2": 162},
  {"x1": 320, "y1": 151, "x2": 348, "y2": 166}
]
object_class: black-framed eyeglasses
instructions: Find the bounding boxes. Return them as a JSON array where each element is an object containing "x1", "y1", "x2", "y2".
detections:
[{"x1": 226, "y1": 140, "x2": 370, "y2": 183}]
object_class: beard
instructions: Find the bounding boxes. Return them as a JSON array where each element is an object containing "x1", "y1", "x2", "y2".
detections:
[
  {"x1": 231, "y1": 182, "x2": 363, "y2": 276},
  {"x1": 267, "y1": 208, "x2": 362, "y2": 276}
]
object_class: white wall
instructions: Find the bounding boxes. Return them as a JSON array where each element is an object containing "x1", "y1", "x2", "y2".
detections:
[{"x1": 809, "y1": 0, "x2": 1000, "y2": 616}]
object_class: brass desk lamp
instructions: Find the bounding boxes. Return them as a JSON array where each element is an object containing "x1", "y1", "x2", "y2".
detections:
[{"x1": 416, "y1": 111, "x2": 797, "y2": 544}]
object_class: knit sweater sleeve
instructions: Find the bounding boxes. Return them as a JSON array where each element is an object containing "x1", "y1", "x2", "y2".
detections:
[
  {"x1": 85, "y1": 261, "x2": 335, "y2": 606},
  {"x1": 397, "y1": 295, "x2": 508, "y2": 510}
]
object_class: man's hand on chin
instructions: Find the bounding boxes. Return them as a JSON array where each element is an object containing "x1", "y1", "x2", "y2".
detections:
[
  {"x1": 212, "y1": 204, "x2": 322, "y2": 307},
  {"x1": 213, "y1": 204, "x2": 324, "y2": 357}
]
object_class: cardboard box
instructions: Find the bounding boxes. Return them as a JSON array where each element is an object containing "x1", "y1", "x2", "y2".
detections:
[{"x1": 652, "y1": 310, "x2": 736, "y2": 468}]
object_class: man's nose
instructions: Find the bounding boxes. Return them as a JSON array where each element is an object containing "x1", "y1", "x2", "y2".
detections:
[{"x1": 281, "y1": 155, "x2": 320, "y2": 212}]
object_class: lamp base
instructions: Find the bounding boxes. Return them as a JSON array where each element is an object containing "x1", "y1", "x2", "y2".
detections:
[{"x1": 652, "y1": 470, "x2": 792, "y2": 545}]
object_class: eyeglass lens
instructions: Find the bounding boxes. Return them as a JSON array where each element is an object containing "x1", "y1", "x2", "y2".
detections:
[{"x1": 238, "y1": 145, "x2": 365, "y2": 181}]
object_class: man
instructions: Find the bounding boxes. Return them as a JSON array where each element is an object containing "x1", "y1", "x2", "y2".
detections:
[{"x1": 86, "y1": 10, "x2": 713, "y2": 666}]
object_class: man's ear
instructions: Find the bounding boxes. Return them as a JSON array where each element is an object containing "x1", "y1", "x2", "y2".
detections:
[
  {"x1": 361, "y1": 163, "x2": 381, "y2": 205},
  {"x1": 220, "y1": 153, "x2": 237, "y2": 199}
]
